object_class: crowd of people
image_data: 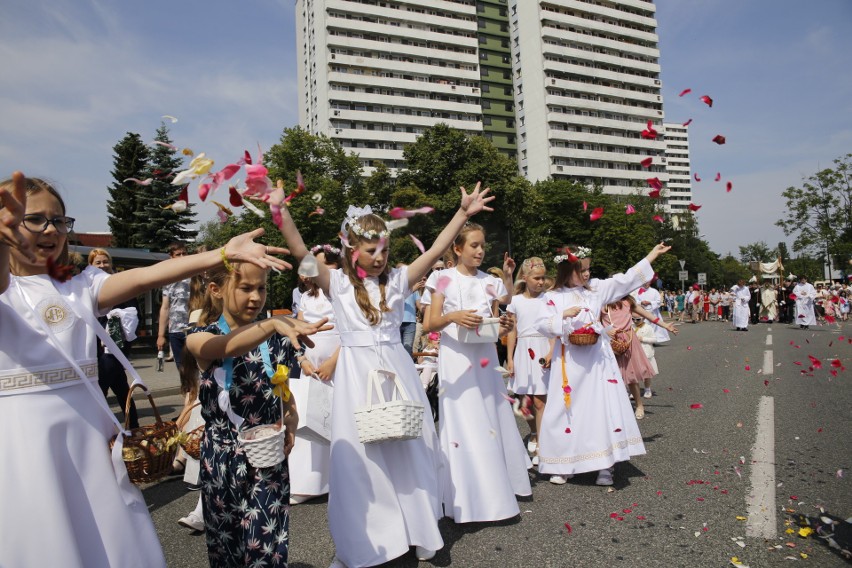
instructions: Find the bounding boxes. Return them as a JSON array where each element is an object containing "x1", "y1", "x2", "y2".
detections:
[{"x1": 2, "y1": 170, "x2": 838, "y2": 568}]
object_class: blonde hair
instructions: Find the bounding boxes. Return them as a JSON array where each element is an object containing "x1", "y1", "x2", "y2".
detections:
[
  {"x1": 514, "y1": 256, "x2": 546, "y2": 294},
  {"x1": 343, "y1": 214, "x2": 390, "y2": 325},
  {"x1": 87, "y1": 248, "x2": 111, "y2": 265}
]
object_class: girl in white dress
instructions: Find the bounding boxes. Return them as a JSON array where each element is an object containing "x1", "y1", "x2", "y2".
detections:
[
  {"x1": 0, "y1": 172, "x2": 292, "y2": 567},
  {"x1": 290, "y1": 244, "x2": 342, "y2": 504},
  {"x1": 534, "y1": 243, "x2": 670, "y2": 487},
  {"x1": 276, "y1": 183, "x2": 495, "y2": 567},
  {"x1": 506, "y1": 257, "x2": 553, "y2": 463},
  {"x1": 425, "y1": 223, "x2": 532, "y2": 523}
]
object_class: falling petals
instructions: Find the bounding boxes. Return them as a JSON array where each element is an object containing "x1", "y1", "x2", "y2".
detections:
[
  {"x1": 807, "y1": 355, "x2": 822, "y2": 369},
  {"x1": 296, "y1": 170, "x2": 306, "y2": 196},
  {"x1": 564, "y1": 427, "x2": 571, "y2": 433},
  {"x1": 582, "y1": 201, "x2": 588, "y2": 212},
  {"x1": 308, "y1": 207, "x2": 325, "y2": 217},
  {"x1": 723, "y1": 388, "x2": 730, "y2": 393},
  {"x1": 46, "y1": 257, "x2": 73, "y2": 282},
  {"x1": 613, "y1": 428, "x2": 622, "y2": 432},
  {"x1": 164, "y1": 200, "x2": 187, "y2": 213},
  {"x1": 641, "y1": 120, "x2": 658, "y2": 139},
  {"x1": 479, "y1": 357, "x2": 489, "y2": 368},
  {"x1": 240, "y1": 196, "x2": 265, "y2": 218},
  {"x1": 198, "y1": 183, "x2": 211, "y2": 202},
  {"x1": 679, "y1": 88, "x2": 692, "y2": 97},
  {"x1": 607, "y1": 379, "x2": 618, "y2": 383},
  {"x1": 161, "y1": 115, "x2": 178, "y2": 123},
  {"x1": 210, "y1": 200, "x2": 233, "y2": 223},
  {"x1": 625, "y1": 204, "x2": 636, "y2": 215},
  {"x1": 386, "y1": 218, "x2": 409, "y2": 231},
  {"x1": 682, "y1": 118, "x2": 693, "y2": 127},
  {"x1": 648, "y1": 189, "x2": 661, "y2": 199},
  {"x1": 690, "y1": 403, "x2": 703, "y2": 409},
  {"x1": 123, "y1": 177, "x2": 152, "y2": 186},
  {"x1": 228, "y1": 186, "x2": 244, "y2": 207},
  {"x1": 694, "y1": 173, "x2": 701, "y2": 182},
  {"x1": 356, "y1": 265, "x2": 368, "y2": 279},
  {"x1": 409, "y1": 234, "x2": 425, "y2": 253},
  {"x1": 564, "y1": 522, "x2": 573, "y2": 534},
  {"x1": 647, "y1": 177, "x2": 663, "y2": 190},
  {"x1": 745, "y1": 365, "x2": 751, "y2": 371},
  {"x1": 653, "y1": 215, "x2": 664, "y2": 223},
  {"x1": 700, "y1": 95, "x2": 713, "y2": 107},
  {"x1": 388, "y1": 206, "x2": 435, "y2": 219},
  {"x1": 528, "y1": 348, "x2": 536, "y2": 360},
  {"x1": 688, "y1": 203, "x2": 702, "y2": 212},
  {"x1": 726, "y1": 181, "x2": 733, "y2": 192},
  {"x1": 152, "y1": 140, "x2": 177, "y2": 150},
  {"x1": 435, "y1": 275, "x2": 452, "y2": 294},
  {"x1": 831, "y1": 358, "x2": 842, "y2": 368},
  {"x1": 712, "y1": 134, "x2": 726, "y2": 145},
  {"x1": 589, "y1": 207, "x2": 604, "y2": 221},
  {"x1": 715, "y1": 172, "x2": 722, "y2": 182},
  {"x1": 640, "y1": 157, "x2": 653, "y2": 168}
]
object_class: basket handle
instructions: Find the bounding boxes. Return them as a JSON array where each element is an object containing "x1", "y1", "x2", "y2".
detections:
[
  {"x1": 365, "y1": 370, "x2": 411, "y2": 408},
  {"x1": 125, "y1": 383, "x2": 163, "y2": 429},
  {"x1": 176, "y1": 401, "x2": 202, "y2": 430}
]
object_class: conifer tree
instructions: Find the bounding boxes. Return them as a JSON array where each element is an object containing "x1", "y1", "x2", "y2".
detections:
[
  {"x1": 133, "y1": 123, "x2": 197, "y2": 251},
  {"x1": 106, "y1": 132, "x2": 150, "y2": 248}
]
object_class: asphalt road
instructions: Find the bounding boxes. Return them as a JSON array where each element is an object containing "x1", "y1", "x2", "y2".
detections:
[{"x1": 135, "y1": 320, "x2": 852, "y2": 567}]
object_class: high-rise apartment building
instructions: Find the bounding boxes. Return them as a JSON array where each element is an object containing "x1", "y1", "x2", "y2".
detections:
[
  {"x1": 296, "y1": 0, "x2": 680, "y2": 201},
  {"x1": 662, "y1": 122, "x2": 693, "y2": 214}
]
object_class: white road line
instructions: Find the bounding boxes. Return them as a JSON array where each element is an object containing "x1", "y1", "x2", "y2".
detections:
[
  {"x1": 766, "y1": 327, "x2": 772, "y2": 332},
  {"x1": 746, "y1": 396, "x2": 777, "y2": 539},
  {"x1": 762, "y1": 350, "x2": 773, "y2": 375},
  {"x1": 766, "y1": 334, "x2": 773, "y2": 346}
]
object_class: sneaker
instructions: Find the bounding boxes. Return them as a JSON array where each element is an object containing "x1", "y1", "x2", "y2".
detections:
[
  {"x1": 549, "y1": 475, "x2": 569, "y2": 485},
  {"x1": 527, "y1": 438, "x2": 538, "y2": 454},
  {"x1": 596, "y1": 469, "x2": 614, "y2": 486},
  {"x1": 415, "y1": 546, "x2": 436, "y2": 561},
  {"x1": 532, "y1": 455, "x2": 540, "y2": 466},
  {"x1": 177, "y1": 512, "x2": 205, "y2": 532},
  {"x1": 642, "y1": 388, "x2": 652, "y2": 399},
  {"x1": 328, "y1": 557, "x2": 347, "y2": 568}
]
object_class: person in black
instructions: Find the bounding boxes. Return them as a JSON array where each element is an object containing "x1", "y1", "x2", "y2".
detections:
[
  {"x1": 780, "y1": 276, "x2": 795, "y2": 323},
  {"x1": 89, "y1": 249, "x2": 139, "y2": 429},
  {"x1": 749, "y1": 281, "x2": 761, "y2": 324}
]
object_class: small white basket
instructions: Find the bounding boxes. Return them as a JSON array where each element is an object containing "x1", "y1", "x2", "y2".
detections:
[
  {"x1": 238, "y1": 424, "x2": 286, "y2": 468},
  {"x1": 354, "y1": 370, "x2": 423, "y2": 444},
  {"x1": 457, "y1": 317, "x2": 500, "y2": 343}
]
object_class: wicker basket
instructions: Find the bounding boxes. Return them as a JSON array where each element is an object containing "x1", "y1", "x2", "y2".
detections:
[
  {"x1": 109, "y1": 384, "x2": 179, "y2": 484},
  {"x1": 568, "y1": 332, "x2": 599, "y2": 346},
  {"x1": 238, "y1": 423, "x2": 286, "y2": 468},
  {"x1": 354, "y1": 370, "x2": 423, "y2": 444},
  {"x1": 176, "y1": 401, "x2": 203, "y2": 461}
]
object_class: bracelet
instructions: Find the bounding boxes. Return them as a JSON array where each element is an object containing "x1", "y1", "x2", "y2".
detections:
[{"x1": 220, "y1": 247, "x2": 234, "y2": 273}]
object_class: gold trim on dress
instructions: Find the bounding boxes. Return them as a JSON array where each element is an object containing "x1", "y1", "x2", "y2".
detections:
[
  {"x1": 541, "y1": 436, "x2": 644, "y2": 464},
  {"x1": 0, "y1": 363, "x2": 97, "y2": 392}
]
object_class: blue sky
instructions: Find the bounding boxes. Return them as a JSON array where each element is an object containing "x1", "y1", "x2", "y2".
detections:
[{"x1": 1, "y1": 0, "x2": 850, "y2": 258}]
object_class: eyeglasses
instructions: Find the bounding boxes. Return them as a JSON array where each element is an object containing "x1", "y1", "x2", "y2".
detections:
[{"x1": 22, "y1": 215, "x2": 75, "y2": 234}]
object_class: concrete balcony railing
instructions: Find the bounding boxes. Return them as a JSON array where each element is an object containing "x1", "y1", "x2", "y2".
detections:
[
  {"x1": 540, "y1": 12, "x2": 659, "y2": 44},
  {"x1": 542, "y1": 28, "x2": 660, "y2": 59}
]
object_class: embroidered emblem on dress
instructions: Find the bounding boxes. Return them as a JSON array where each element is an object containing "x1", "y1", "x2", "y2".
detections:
[{"x1": 35, "y1": 296, "x2": 75, "y2": 333}]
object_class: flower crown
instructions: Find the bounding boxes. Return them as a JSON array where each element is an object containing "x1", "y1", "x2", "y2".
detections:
[
  {"x1": 310, "y1": 244, "x2": 342, "y2": 257},
  {"x1": 340, "y1": 205, "x2": 390, "y2": 242},
  {"x1": 553, "y1": 246, "x2": 592, "y2": 264}
]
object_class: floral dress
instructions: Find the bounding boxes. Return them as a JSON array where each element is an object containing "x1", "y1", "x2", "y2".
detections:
[{"x1": 193, "y1": 322, "x2": 298, "y2": 568}]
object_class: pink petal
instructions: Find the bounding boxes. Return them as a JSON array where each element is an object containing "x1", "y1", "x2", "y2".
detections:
[
  {"x1": 351, "y1": 249, "x2": 361, "y2": 264},
  {"x1": 723, "y1": 388, "x2": 730, "y2": 393},
  {"x1": 607, "y1": 379, "x2": 618, "y2": 384},
  {"x1": 564, "y1": 427, "x2": 571, "y2": 433},
  {"x1": 388, "y1": 206, "x2": 435, "y2": 219},
  {"x1": 688, "y1": 203, "x2": 702, "y2": 212},
  {"x1": 372, "y1": 235, "x2": 387, "y2": 259},
  {"x1": 700, "y1": 95, "x2": 713, "y2": 107},
  {"x1": 216, "y1": 209, "x2": 229, "y2": 223},
  {"x1": 640, "y1": 157, "x2": 653, "y2": 168},
  {"x1": 582, "y1": 201, "x2": 588, "y2": 212},
  {"x1": 199, "y1": 183, "x2": 212, "y2": 202},
  {"x1": 745, "y1": 365, "x2": 751, "y2": 371},
  {"x1": 715, "y1": 172, "x2": 722, "y2": 182},
  {"x1": 547, "y1": 299, "x2": 555, "y2": 306},
  {"x1": 152, "y1": 140, "x2": 177, "y2": 150},
  {"x1": 229, "y1": 185, "x2": 244, "y2": 207},
  {"x1": 647, "y1": 177, "x2": 663, "y2": 190},
  {"x1": 690, "y1": 403, "x2": 703, "y2": 409},
  {"x1": 679, "y1": 88, "x2": 692, "y2": 97},
  {"x1": 435, "y1": 275, "x2": 452, "y2": 294},
  {"x1": 682, "y1": 118, "x2": 693, "y2": 127},
  {"x1": 625, "y1": 204, "x2": 636, "y2": 215},
  {"x1": 296, "y1": 170, "x2": 306, "y2": 194},
  {"x1": 356, "y1": 265, "x2": 368, "y2": 279},
  {"x1": 479, "y1": 357, "x2": 490, "y2": 368},
  {"x1": 409, "y1": 234, "x2": 425, "y2": 253},
  {"x1": 589, "y1": 207, "x2": 604, "y2": 221},
  {"x1": 653, "y1": 215, "x2": 664, "y2": 223},
  {"x1": 648, "y1": 189, "x2": 661, "y2": 199},
  {"x1": 123, "y1": 177, "x2": 153, "y2": 186},
  {"x1": 564, "y1": 522, "x2": 573, "y2": 534},
  {"x1": 694, "y1": 173, "x2": 701, "y2": 182},
  {"x1": 726, "y1": 181, "x2": 733, "y2": 192}
]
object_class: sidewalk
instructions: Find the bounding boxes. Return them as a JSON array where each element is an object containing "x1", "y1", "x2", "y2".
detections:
[{"x1": 107, "y1": 355, "x2": 186, "y2": 425}]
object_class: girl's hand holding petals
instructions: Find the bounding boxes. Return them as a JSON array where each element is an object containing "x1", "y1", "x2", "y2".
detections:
[{"x1": 459, "y1": 181, "x2": 495, "y2": 217}]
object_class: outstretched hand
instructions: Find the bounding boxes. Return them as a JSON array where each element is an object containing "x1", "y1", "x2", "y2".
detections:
[
  {"x1": 225, "y1": 228, "x2": 291, "y2": 272},
  {"x1": 646, "y1": 242, "x2": 672, "y2": 263},
  {"x1": 0, "y1": 172, "x2": 36, "y2": 262},
  {"x1": 460, "y1": 182, "x2": 495, "y2": 218},
  {"x1": 502, "y1": 252, "x2": 516, "y2": 279}
]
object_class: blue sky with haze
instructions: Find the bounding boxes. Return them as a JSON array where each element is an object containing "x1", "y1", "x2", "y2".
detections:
[{"x1": 1, "y1": 0, "x2": 850, "y2": 257}]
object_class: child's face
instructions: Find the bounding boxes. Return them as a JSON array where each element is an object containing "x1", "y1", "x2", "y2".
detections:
[
  {"x1": 355, "y1": 239, "x2": 387, "y2": 277},
  {"x1": 225, "y1": 263, "x2": 269, "y2": 326},
  {"x1": 525, "y1": 266, "x2": 547, "y2": 294},
  {"x1": 454, "y1": 230, "x2": 485, "y2": 269},
  {"x1": 12, "y1": 190, "x2": 67, "y2": 275},
  {"x1": 568, "y1": 259, "x2": 591, "y2": 287}
]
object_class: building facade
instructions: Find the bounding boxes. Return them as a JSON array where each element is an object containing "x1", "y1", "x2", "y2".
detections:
[
  {"x1": 662, "y1": 122, "x2": 693, "y2": 214},
  {"x1": 296, "y1": 0, "x2": 682, "y2": 202}
]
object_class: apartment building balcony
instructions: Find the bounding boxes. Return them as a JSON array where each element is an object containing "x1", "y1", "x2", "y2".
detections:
[
  {"x1": 329, "y1": 57, "x2": 480, "y2": 82},
  {"x1": 550, "y1": 163, "x2": 670, "y2": 182},
  {"x1": 336, "y1": 145, "x2": 405, "y2": 163},
  {"x1": 334, "y1": 109, "x2": 483, "y2": 132},
  {"x1": 548, "y1": 129, "x2": 662, "y2": 149},
  {"x1": 544, "y1": 94, "x2": 663, "y2": 121},
  {"x1": 560, "y1": 0, "x2": 657, "y2": 28},
  {"x1": 540, "y1": 12, "x2": 659, "y2": 44},
  {"x1": 335, "y1": 128, "x2": 417, "y2": 144},
  {"x1": 541, "y1": 44, "x2": 661, "y2": 75},
  {"x1": 545, "y1": 111, "x2": 656, "y2": 132},
  {"x1": 330, "y1": 90, "x2": 481, "y2": 114},
  {"x1": 328, "y1": 39, "x2": 479, "y2": 66},
  {"x1": 327, "y1": 19, "x2": 478, "y2": 51},
  {"x1": 330, "y1": 71, "x2": 480, "y2": 97},
  {"x1": 542, "y1": 28, "x2": 660, "y2": 60},
  {"x1": 327, "y1": 0, "x2": 476, "y2": 33},
  {"x1": 544, "y1": 78, "x2": 662, "y2": 105},
  {"x1": 544, "y1": 60, "x2": 661, "y2": 90}
]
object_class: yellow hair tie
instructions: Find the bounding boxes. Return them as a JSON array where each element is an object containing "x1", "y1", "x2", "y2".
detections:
[
  {"x1": 270, "y1": 364, "x2": 291, "y2": 401},
  {"x1": 220, "y1": 247, "x2": 234, "y2": 273}
]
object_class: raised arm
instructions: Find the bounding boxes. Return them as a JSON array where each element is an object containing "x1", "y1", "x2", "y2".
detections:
[
  {"x1": 275, "y1": 199, "x2": 332, "y2": 295},
  {"x1": 99, "y1": 228, "x2": 288, "y2": 311},
  {"x1": 0, "y1": 172, "x2": 37, "y2": 294},
  {"x1": 406, "y1": 182, "x2": 494, "y2": 288}
]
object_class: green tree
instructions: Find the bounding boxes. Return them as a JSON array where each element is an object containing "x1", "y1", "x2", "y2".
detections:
[
  {"x1": 718, "y1": 254, "x2": 750, "y2": 287},
  {"x1": 776, "y1": 153, "x2": 852, "y2": 277},
  {"x1": 106, "y1": 132, "x2": 150, "y2": 248},
  {"x1": 738, "y1": 241, "x2": 777, "y2": 263},
  {"x1": 133, "y1": 124, "x2": 196, "y2": 250}
]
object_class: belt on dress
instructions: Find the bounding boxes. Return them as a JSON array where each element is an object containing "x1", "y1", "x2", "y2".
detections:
[
  {"x1": 0, "y1": 359, "x2": 98, "y2": 395},
  {"x1": 338, "y1": 330, "x2": 402, "y2": 347},
  {"x1": 518, "y1": 333, "x2": 546, "y2": 339}
]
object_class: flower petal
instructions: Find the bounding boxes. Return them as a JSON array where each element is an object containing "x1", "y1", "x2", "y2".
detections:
[
  {"x1": 625, "y1": 204, "x2": 636, "y2": 215},
  {"x1": 694, "y1": 173, "x2": 701, "y2": 182},
  {"x1": 715, "y1": 172, "x2": 722, "y2": 182},
  {"x1": 647, "y1": 177, "x2": 663, "y2": 190},
  {"x1": 679, "y1": 88, "x2": 692, "y2": 97},
  {"x1": 640, "y1": 157, "x2": 653, "y2": 168},
  {"x1": 653, "y1": 215, "x2": 664, "y2": 223},
  {"x1": 688, "y1": 203, "x2": 702, "y2": 212},
  {"x1": 389, "y1": 206, "x2": 435, "y2": 219},
  {"x1": 700, "y1": 95, "x2": 713, "y2": 107},
  {"x1": 409, "y1": 234, "x2": 425, "y2": 253},
  {"x1": 589, "y1": 207, "x2": 604, "y2": 221},
  {"x1": 648, "y1": 189, "x2": 661, "y2": 199},
  {"x1": 690, "y1": 403, "x2": 703, "y2": 409},
  {"x1": 682, "y1": 118, "x2": 693, "y2": 127},
  {"x1": 123, "y1": 177, "x2": 152, "y2": 186},
  {"x1": 726, "y1": 181, "x2": 733, "y2": 192},
  {"x1": 479, "y1": 357, "x2": 489, "y2": 368},
  {"x1": 712, "y1": 134, "x2": 726, "y2": 145}
]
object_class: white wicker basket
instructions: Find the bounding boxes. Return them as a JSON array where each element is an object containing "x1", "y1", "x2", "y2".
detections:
[
  {"x1": 457, "y1": 317, "x2": 500, "y2": 343},
  {"x1": 238, "y1": 424, "x2": 286, "y2": 468},
  {"x1": 354, "y1": 370, "x2": 423, "y2": 444}
]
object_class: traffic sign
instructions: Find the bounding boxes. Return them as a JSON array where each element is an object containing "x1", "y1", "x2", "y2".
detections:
[
  {"x1": 697, "y1": 273, "x2": 707, "y2": 285},
  {"x1": 678, "y1": 271, "x2": 688, "y2": 281}
]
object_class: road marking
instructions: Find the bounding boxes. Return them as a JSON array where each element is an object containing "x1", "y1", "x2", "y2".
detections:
[
  {"x1": 766, "y1": 334, "x2": 772, "y2": 346},
  {"x1": 746, "y1": 396, "x2": 777, "y2": 539},
  {"x1": 766, "y1": 327, "x2": 772, "y2": 332},
  {"x1": 762, "y1": 350, "x2": 773, "y2": 375}
]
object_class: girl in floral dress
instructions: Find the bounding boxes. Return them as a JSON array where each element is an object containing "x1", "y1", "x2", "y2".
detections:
[{"x1": 185, "y1": 261, "x2": 329, "y2": 567}]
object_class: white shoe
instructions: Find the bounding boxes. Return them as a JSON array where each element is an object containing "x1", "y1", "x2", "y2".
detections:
[
  {"x1": 527, "y1": 439, "x2": 538, "y2": 454},
  {"x1": 415, "y1": 546, "x2": 436, "y2": 561},
  {"x1": 596, "y1": 469, "x2": 614, "y2": 486},
  {"x1": 549, "y1": 474, "x2": 568, "y2": 485},
  {"x1": 177, "y1": 512, "x2": 205, "y2": 532},
  {"x1": 328, "y1": 557, "x2": 347, "y2": 568},
  {"x1": 532, "y1": 455, "x2": 540, "y2": 466},
  {"x1": 290, "y1": 494, "x2": 316, "y2": 505},
  {"x1": 643, "y1": 388, "x2": 652, "y2": 399}
]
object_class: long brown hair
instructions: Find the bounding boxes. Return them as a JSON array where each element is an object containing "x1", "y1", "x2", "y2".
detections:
[
  {"x1": 342, "y1": 214, "x2": 390, "y2": 325},
  {"x1": 554, "y1": 246, "x2": 591, "y2": 290},
  {"x1": 0, "y1": 176, "x2": 70, "y2": 267},
  {"x1": 452, "y1": 222, "x2": 485, "y2": 261}
]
